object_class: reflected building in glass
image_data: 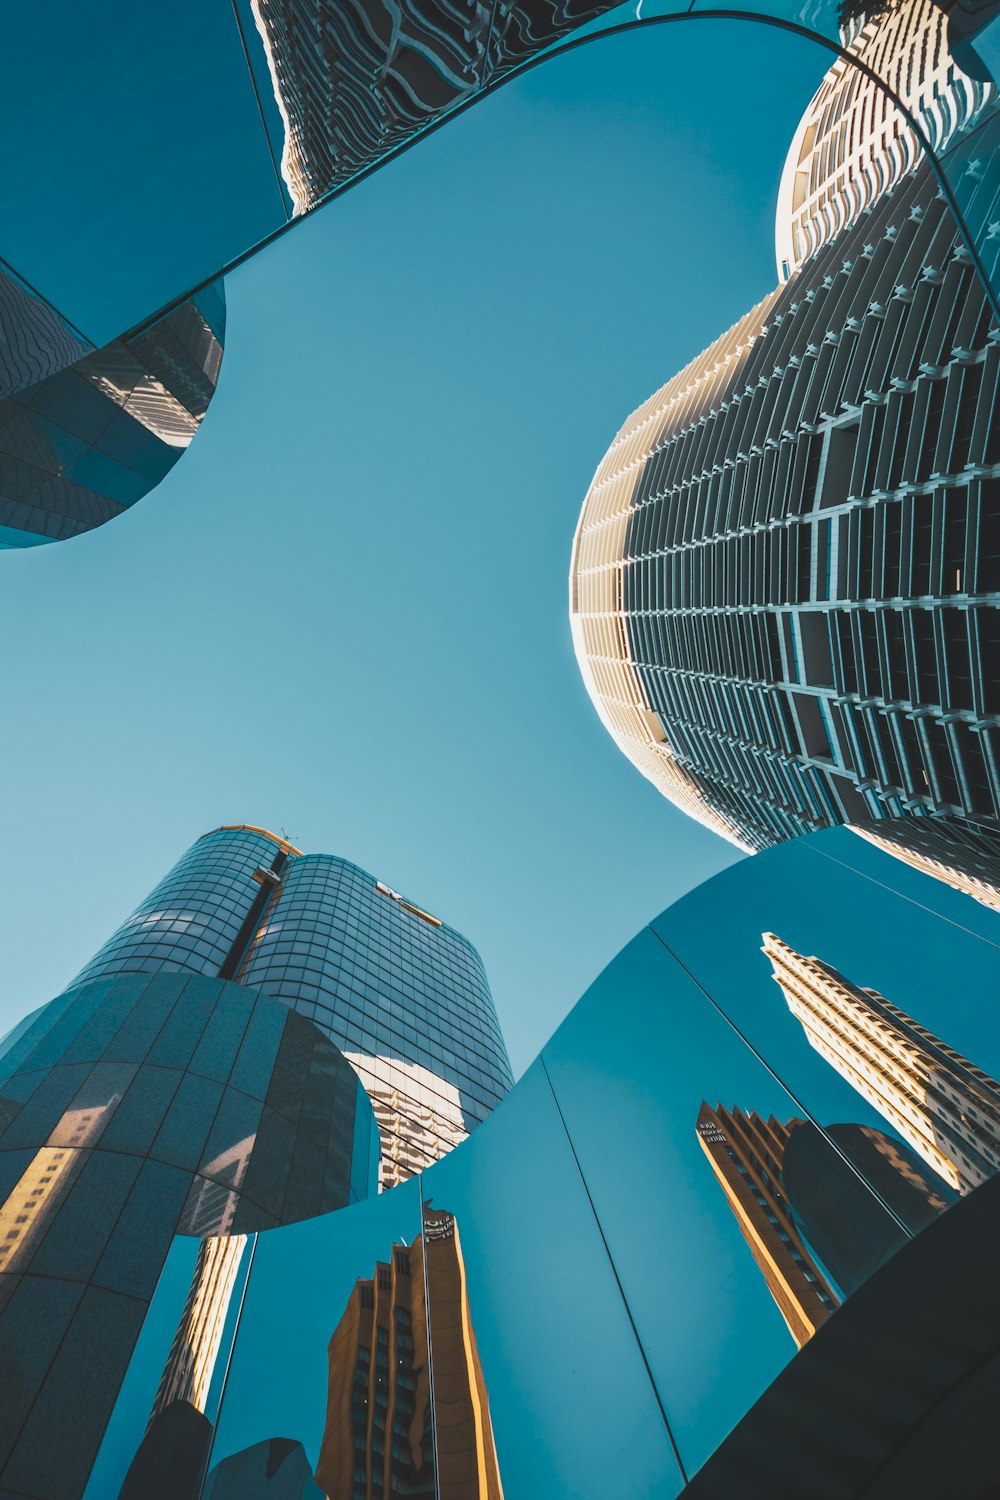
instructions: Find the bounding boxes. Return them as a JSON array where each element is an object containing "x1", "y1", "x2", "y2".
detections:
[
  {"x1": 850, "y1": 815, "x2": 1000, "y2": 912},
  {"x1": 764, "y1": 930, "x2": 1000, "y2": 1192},
  {"x1": 0, "y1": 284, "x2": 225, "y2": 548},
  {"x1": 698, "y1": 1100, "x2": 956, "y2": 1344},
  {"x1": 570, "y1": 0, "x2": 1000, "y2": 851},
  {"x1": 315, "y1": 1204, "x2": 502, "y2": 1500},
  {"x1": 696, "y1": 1103, "x2": 839, "y2": 1347}
]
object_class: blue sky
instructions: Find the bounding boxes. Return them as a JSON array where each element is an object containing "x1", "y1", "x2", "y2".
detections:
[{"x1": 0, "y1": 19, "x2": 831, "y2": 1075}]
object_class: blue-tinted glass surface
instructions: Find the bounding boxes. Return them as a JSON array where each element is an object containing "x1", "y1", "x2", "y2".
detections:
[
  {"x1": 540, "y1": 926, "x2": 871, "y2": 1474},
  {"x1": 3, "y1": 1, "x2": 286, "y2": 344},
  {"x1": 650, "y1": 832, "x2": 1000, "y2": 1153},
  {"x1": 419, "y1": 1062, "x2": 684, "y2": 1498},
  {"x1": 212, "y1": 1181, "x2": 422, "y2": 1476}
]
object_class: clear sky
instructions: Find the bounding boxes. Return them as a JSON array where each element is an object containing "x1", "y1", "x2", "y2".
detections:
[{"x1": 0, "y1": 19, "x2": 832, "y2": 1076}]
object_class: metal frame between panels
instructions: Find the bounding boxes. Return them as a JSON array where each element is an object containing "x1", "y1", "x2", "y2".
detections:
[{"x1": 120, "y1": 8, "x2": 1000, "y2": 342}]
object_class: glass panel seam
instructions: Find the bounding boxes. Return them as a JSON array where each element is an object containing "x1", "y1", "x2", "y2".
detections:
[
  {"x1": 646, "y1": 925, "x2": 918, "y2": 1241},
  {"x1": 537, "y1": 1054, "x2": 689, "y2": 1484}
]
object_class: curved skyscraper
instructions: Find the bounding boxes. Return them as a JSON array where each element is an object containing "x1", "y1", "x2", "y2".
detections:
[
  {"x1": 72, "y1": 824, "x2": 513, "y2": 1188},
  {"x1": 570, "y1": 0, "x2": 1000, "y2": 851}
]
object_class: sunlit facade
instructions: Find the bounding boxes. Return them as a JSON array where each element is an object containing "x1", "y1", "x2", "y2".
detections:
[
  {"x1": 764, "y1": 930, "x2": 1000, "y2": 1192},
  {"x1": 570, "y1": 3, "x2": 1000, "y2": 851},
  {"x1": 316, "y1": 1204, "x2": 503, "y2": 1500},
  {"x1": 696, "y1": 1102, "x2": 839, "y2": 1347},
  {"x1": 775, "y1": 0, "x2": 994, "y2": 277},
  {"x1": 850, "y1": 814, "x2": 1000, "y2": 912}
]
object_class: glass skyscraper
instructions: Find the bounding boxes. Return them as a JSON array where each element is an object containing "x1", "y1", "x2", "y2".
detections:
[
  {"x1": 73, "y1": 824, "x2": 513, "y2": 1188},
  {"x1": 570, "y1": 1, "x2": 1000, "y2": 851}
]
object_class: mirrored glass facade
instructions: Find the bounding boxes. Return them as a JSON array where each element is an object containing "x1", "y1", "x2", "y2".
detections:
[
  {"x1": 0, "y1": 283, "x2": 225, "y2": 548},
  {"x1": 5, "y1": 0, "x2": 1000, "y2": 546},
  {"x1": 0, "y1": 971, "x2": 377, "y2": 1497},
  {"x1": 8, "y1": 816, "x2": 995, "y2": 1498},
  {"x1": 72, "y1": 825, "x2": 513, "y2": 1189}
]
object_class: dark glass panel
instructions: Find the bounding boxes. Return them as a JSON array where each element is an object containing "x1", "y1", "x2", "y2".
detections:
[
  {"x1": 146, "y1": 979, "x2": 217, "y2": 1071},
  {"x1": 27, "y1": 1149, "x2": 142, "y2": 1283},
  {"x1": 47, "y1": 1059, "x2": 139, "y2": 1147},
  {"x1": 92, "y1": 1160, "x2": 192, "y2": 1301},
  {"x1": 228, "y1": 996, "x2": 286, "y2": 1101},
  {"x1": 0, "y1": 1063, "x2": 94, "y2": 1150},
  {"x1": 196, "y1": 1089, "x2": 263, "y2": 1193},
  {"x1": 150, "y1": 1073, "x2": 225, "y2": 1172},
  {"x1": 187, "y1": 983, "x2": 257, "y2": 1086},
  {"x1": 420, "y1": 1062, "x2": 684, "y2": 1499},
  {"x1": 59, "y1": 976, "x2": 152, "y2": 1064},
  {"x1": 211, "y1": 1182, "x2": 422, "y2": 1485},
  {"x1": 98, "y1": 1065, "x2": 185, "y2": 1156},
  {"x1": 1, "y1": 1285, "x2": 149, "y2": 1498},
  {"x1": 0, "y1": 1275, "x2": 85, "y2": 1475},
  {"x1": 1, "y1": 0, "x2": 286, "y2": 343}
]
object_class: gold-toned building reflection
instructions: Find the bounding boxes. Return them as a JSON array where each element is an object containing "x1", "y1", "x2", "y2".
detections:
[
  {"x1": 0, "y1": 1095, "x2": 120, "y2": 1275},
  {"x1": 764, "y1": 932, "x2": 1000, "y2": 1193},
  {"x1": 316, "y1": 1206, "x2": 503, "y2": 1500},
  {"x1": 696, "y1": 1103, "x2": 840, "y2": 1348},
  {"x1": 149, "y1": 1235, "x2": 248, "y2": 1419}
]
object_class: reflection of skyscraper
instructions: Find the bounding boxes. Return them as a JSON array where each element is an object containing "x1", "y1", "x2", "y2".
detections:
[
  {"x1": 118, "y1": 1237, "x2": 250, "y2": 1500},
  {"x1": 150, "y1": 1237, "x2": 249, "y2": 1419},
  {"x1": 72, "y1": 826, "x2": 513, "y2": 1191},
  {"x1": 765, "y1": 931, "x2": 1000, "y2": 1192},
  {"x1": 850, "y1": 816, "x2": 1000, "y2": 914},
  {"x1": 316, "y1": 1205, "x2": 503, "y2": 1500},
  {"x1": 696, "y1": 1102, "x2": 840, "y2": 1347},
  {"x1": 0, "y1": 284, "x2": 226, "y2": 548},
  {"x1": 781, "y1": 1119, "x2": 955, "y2": 1297},
  {"x1": 0, "y1": 1095, "x2": 119, "y2": 1273},
  {"x1": 249, "y1": 0, "x2": 612, "y2": 215},
  {"x1": 698, "y1": 1102, "x2": 956, "y2": 1341},
  {"x1": 569, "y1": 0, "x2": 1000, "y2": 851}
]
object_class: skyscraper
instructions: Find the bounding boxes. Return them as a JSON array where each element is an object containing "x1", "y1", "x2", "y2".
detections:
[
  {"x1": 248, "y1": 0, "x2": 616, "y2": 216},
  {"x1": 570, "y1": 0, "x2": 1000, "y2": 850},
  {"x1": 72, "y1": 824, "x2": 513, "y2": 1190},
  {"x1": 764, "y1": 930, "x2": 1000, "y2": 1192},
  {"x1": 0, "y1": 968, "x2": 378, "y2": 1499}
]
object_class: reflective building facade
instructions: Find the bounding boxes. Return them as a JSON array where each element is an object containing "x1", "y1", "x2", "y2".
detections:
[
  {"x1": 570, "y1": 2, "x2": 1000, "y2": 850},
  {"x1": 0, "y1": 971, "x2": 377, "y2": 1498},
  {"x1": 8, "y1": 0, "x2": 1000, "y2": 546},
  {"x1": 72, "y1": 825, "x2": 513, "y2": 1189},
  {"x1": 6, "y1": 815, "x2": 990, "y2": 1500},
  {"x1": 0, "y1": 284, "x2": 225, "y2": 548}
]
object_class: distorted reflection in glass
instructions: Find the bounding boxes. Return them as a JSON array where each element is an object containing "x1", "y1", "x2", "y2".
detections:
[
  {"x1": 116, "y1": 1235, "x2": 252, "y2": 1499},
  {"x1": 209, "y1": 1182, "x2": 422, "y2": 1494},
  {"x1": 537, "y1": 927, "x2": 878, "y2": 1473},
  {"x1": 763, "y1": 930, "x2": 1000, "y2": 1195},
  {"x1": 314, "y1": 1202, "x2": 502, "y2": 1500},
  {"x1": 695, "y1": 1103, "x2": 956, "y2": 1348}
]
